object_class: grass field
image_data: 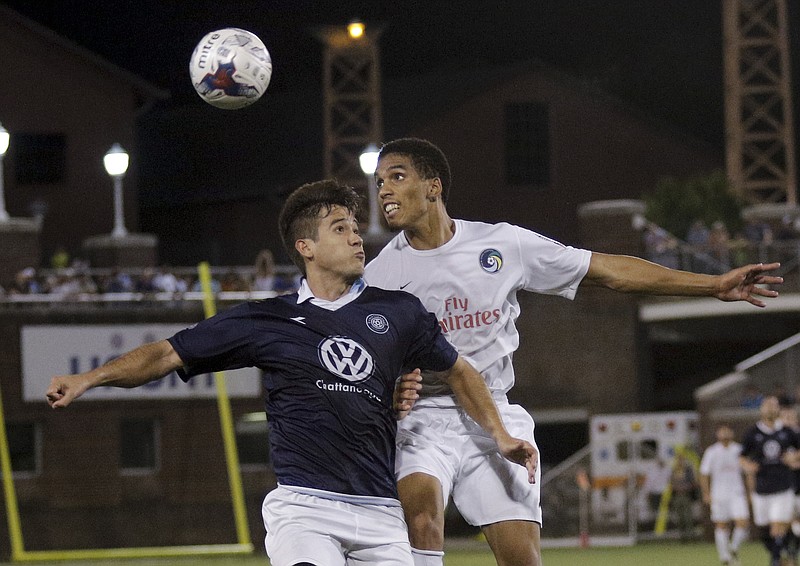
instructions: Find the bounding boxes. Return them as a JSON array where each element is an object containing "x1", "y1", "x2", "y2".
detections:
[{"x1": 0, "y1": 540, "x2": 771, "y2": 566}]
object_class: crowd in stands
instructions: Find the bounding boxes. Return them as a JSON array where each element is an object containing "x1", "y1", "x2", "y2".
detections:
[
  {"x1": 0, "y1": 249, "x2": 301, "y2": 301},
  {"x1": 644, "y1": 216, "x2": 799, "y2": 275}
]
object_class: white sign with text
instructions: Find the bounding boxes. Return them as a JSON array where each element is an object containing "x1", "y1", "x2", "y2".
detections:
[{"x1": 22, "y1": 324, "x2": 262, "y2": 402}]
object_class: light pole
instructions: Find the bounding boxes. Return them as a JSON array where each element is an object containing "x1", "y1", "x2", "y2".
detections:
[
  {"x1": 359, "y1": 143, "x2": 385, "y2": 238},
  {"x1": 103, "y1": 143, "x2": 129, "y2": 238},
  {"x1": 0, "y1": 123, "x2": 10, "y2": 222}
]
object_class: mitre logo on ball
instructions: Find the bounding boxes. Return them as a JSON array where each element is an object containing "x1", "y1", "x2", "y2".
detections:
[{"x1": 189, "y1": 27, "x2": 272, "y2": 109}]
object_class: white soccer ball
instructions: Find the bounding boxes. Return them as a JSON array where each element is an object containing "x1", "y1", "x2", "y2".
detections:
[{"x1": 189, "y1": 28, "x2": 272, "y2": 110}]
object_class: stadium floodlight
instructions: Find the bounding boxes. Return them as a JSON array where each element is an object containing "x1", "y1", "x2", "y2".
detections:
[
  {"x1": 103, "y1": 143, "x2": 129, "y2": 238},
  {"x1": 0, "y1": 122, "x2": 10, "y2": 222},
  {"x1": 359, "y1": 143, "x2": 385, "y2": 238},
  {"x1": 347, "y1": 19, "x2": 365, "y2": 39}
]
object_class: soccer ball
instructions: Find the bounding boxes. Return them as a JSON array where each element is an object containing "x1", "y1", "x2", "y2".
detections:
[{"x1": 189, "y1": 28, "x2": 272, "y2": 110}]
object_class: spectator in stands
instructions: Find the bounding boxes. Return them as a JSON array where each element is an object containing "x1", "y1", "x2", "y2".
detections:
[
  {"x1": 102, "y1": 269, "x2": 135, "y2": 293},
  {"x1": 709, "y1": 221, "x2": 732, "y2": 273},
  {"x1": 220, "y1": 269, "x2": 249, "y2": 292},
  {"x1": 190, "y1": 274, "x2": 221, "y2": 293},
  {"x1": 8, "y1": 267, "x2": 41, "y2": 295},
  {"x1": 153, "y1": 266, "x2": 185, "y2": 294},
  {"x1": 743, "y1": 219, "x2": 773, "y2": 264},
  {"x1": 644, "y1": 224, "x2": 679, "y2": 269},
  {"x1": 686, "y1": 219, "x2": 712, "y2": 273},
  {"x1": 741, "y1": 384, "x2": 765, "y2": 409},
  {"x1": 135, "y1": 268, "x2": 158, "y2": 293},
  {"x1": 253, "y1": 249, "x2": 278, "y2": 292},
  {"x1": 670, "y1": 451, "x2": 699, "y2": 541}
]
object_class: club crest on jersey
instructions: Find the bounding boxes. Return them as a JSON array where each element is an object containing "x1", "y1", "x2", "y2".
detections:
[
  {"x1": 366, "y1": 314, "x2": 389, "y2": 334},
  {"x1": 479, "y1": 248, "x2": 503, "y2": 273},
  {"x1": 318, "y1": 335, "x2": 374, "y2": 383}
]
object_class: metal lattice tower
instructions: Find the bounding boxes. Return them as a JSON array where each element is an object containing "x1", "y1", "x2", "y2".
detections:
[
  {"x1": 314, "y1": 24, "x2": 384, "y2": 185},
  {"x1": 722, "y1": 0, "x2": 797, "y2": 205}
]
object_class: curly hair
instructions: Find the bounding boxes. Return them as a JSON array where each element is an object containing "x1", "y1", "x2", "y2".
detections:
[{"x1": 278, "y1": 180, "x2": 362, "y2": 275}]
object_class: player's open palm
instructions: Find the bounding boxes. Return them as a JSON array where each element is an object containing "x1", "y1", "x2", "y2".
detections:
[
  {"x1": 715, "y1": 262, "x2": 782, "y2": 306},
  {"x1": 497, "y1": 436, "x2": 538, "y2": 484}
]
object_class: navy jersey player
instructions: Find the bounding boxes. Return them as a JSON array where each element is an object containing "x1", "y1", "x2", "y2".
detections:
[
  {"x1": 365, "y1": 137, "x2": 783, "y2": 566},
  {"x1": 741, "y1": 396, "x2": 800, "y2": 566},
  {"x1": 46, "y1": 180, "x2": 536, "y2": 566}
]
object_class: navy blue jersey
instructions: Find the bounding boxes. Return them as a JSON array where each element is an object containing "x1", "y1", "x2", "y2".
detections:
[
  {"x1": 741, "y1": 421, "x2": 800, "y2": 494},
  {"x1": 168, "y1": 286, "x2": 458, "y2": 500}
]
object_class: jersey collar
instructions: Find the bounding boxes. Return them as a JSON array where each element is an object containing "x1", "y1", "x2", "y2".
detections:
[{"x1": 297, "y1": 277, "x2": 366, "y2": 311}]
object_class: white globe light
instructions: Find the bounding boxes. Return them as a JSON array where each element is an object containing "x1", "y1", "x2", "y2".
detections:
[
  {"x1": 359, "y1": 144, "x2": 380, "y2": 175},
  {"x1": 0, "y1": 123, "x2": 9, "y2": 156},
  {"x1": 104, "y1": 143, "x2": 129, "y2": 177}
]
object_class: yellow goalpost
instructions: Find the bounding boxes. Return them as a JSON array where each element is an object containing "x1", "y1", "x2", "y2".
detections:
[{"x1": 0, "y1": 262, "x2": 254, "y2": 561}]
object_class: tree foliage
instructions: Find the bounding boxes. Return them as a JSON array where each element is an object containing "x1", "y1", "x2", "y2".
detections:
[{"x1": 642, "y1": 170, "x2": 743, "y2": 240}]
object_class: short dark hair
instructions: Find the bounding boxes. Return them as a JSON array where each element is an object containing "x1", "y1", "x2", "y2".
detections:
[
  {"x1": 378, "y1": 138, "x2": 452, "y2": 203},
  {"x1": 278, "y1": 180, "x2": 362, "y2": 275}
]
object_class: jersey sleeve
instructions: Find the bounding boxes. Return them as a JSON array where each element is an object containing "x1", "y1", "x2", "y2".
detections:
[
  {"x1": 514, "y1": 225, "x2": 591, "y2": 299},
  {"x1": 403, "y1": 297, "x2": 458, "y2": 372},
  {"x1": 168, "y1": 303, "x2": 257, "y2": 380}
]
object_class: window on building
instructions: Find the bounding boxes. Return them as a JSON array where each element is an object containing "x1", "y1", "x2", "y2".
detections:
[
  {"x1": 0, "y1": 422, "x2": 40, "y2": 477},
  {"x1": 235, "y1": 413, "x2": 271, "y2": 469},
  {"x1": 14, "y1": 133, "x2": 67, "y2": 184},
  {"x1": 504, "y1": 102, "x2": 550, "y2": 187},
  {"x1": 120, "y1": 418, "x2": 159, "y2": 474}
]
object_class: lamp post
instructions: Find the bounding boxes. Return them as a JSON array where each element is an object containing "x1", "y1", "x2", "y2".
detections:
[
  {"x1": 103, "y1": 143, "x2": 129, "y2": 238},
  {"x1": 0, "y1": 123, "x2": 10, "y2": 222},
  {"x1": 359, "y1": 143, "x2": 384, "y2": 238}
]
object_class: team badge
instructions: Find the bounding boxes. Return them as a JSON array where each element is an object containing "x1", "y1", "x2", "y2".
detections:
[
  {"x1": 366, "y1": 314, "x2": 389, "y2": 334},
  {"x1": 479, "y1": 248, "x2": 503, "y2": 273},
  {"x1": 318, "y1": 336, "x2": 374, "y2": 383}
]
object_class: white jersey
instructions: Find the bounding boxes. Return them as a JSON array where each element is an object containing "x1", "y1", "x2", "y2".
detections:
[
  {"x1": 364, "y1": 219, "x2": 591, "y2": 407},
  {"x1": 699, "y1": 441, "x2": 746, "y2": 500}
]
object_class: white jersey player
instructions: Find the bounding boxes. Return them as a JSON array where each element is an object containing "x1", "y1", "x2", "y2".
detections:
[
  {"x1": 699, "y1": 424, "x2": 750, "y2": 565},
  {"x1": 365, "y1": 137, "x2": 782, "y2": 566}
]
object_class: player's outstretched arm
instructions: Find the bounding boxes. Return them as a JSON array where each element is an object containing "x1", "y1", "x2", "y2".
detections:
[
  {"x1": 440, "y1": 357, "x2": 537, "y2": 484},
  {"x1": 585, "y1": 253, "x2": 782, "y2": 307},
  {"x1": 393, "y1": 368, "x2": 422, "y2": 419},
  {"x1": 46, "y1": 340, "x2": 184, "y2": 409}
]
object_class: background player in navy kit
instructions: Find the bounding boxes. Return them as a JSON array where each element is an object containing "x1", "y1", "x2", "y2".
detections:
[
  {"x1": 741, "y1": 396, "x2": 800, "y2": 566},
  {"x1": 45, "y1": 180, "x2": 536, "y2": 566},
  {"x1": 365, "y1": 138, "x2": 784, "y2": 566}
]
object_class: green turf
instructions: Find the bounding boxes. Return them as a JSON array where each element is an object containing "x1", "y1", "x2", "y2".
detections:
[{"x1": 0, "y1": 540, "x2": 772, "y2": 565}]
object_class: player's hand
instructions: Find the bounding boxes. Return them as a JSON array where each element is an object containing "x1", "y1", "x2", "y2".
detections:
[
  {"x1": 393, "y1": 369, "x2": 422, "y2": 420},
  {"x1": 715, "y1": 263, "x2": 782, "y2": 306},
  {"x1": 497, "y1": 436, "x2": 538, "y2": 484},
  {"x1": 46, "y1": 374, "x2": 93, "y2": 409}
]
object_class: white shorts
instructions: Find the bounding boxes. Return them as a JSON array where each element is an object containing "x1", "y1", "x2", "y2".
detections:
[
  {"x1": 261, "y1": 486, "x2": 413, "y2": 566},
  {"x1": 751, "y1": 489, "x2": 795, "y2": 526},
  {"x1": 396, "y1": 401, "x2": 542, "y2": 526},
  {"x1": 710, "y1": 493, "x2": 750, "y2": 523}
]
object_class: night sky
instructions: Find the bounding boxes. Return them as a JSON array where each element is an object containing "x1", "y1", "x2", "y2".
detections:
[{"x1": 6, "y1": 0, "x2": 798, "y2": 148}]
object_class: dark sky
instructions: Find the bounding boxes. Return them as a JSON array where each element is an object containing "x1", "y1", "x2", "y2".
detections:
[{"x1": 6, "y1": 0, "x2": 795, "y2": 148}]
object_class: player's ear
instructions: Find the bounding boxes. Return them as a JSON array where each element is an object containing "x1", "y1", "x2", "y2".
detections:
[
  {"x1": 427, "y1": 177, "x2": 442, "y2": 202},
  {"x1": 295, "y1": 238, "x2": 314, "y2": 260}
]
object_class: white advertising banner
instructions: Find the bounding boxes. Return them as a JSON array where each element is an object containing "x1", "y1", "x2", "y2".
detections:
[{"x1": 22, "y1": 324, "x2": 262, "y2": 402}]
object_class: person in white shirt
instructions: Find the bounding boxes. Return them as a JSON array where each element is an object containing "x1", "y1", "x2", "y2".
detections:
[
  {"x1": 700, "y1": 424, "x2": 750, "y2": 565},
  {"x1": 364, "y1": 137, "x2": 783, "y2": 566}
]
